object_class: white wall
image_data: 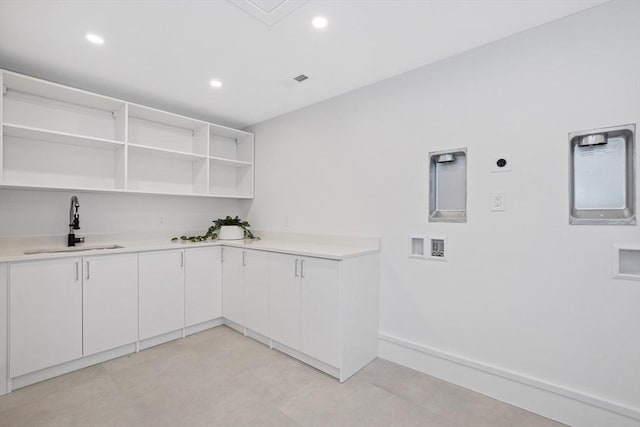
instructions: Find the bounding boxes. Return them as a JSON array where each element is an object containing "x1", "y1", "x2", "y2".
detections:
[
  {"x1": 0, "y1": 189, "x2": 239, "y2": 237},
  {"x1": 245, "y1": 1, "x2": 640, "y2": 425}
]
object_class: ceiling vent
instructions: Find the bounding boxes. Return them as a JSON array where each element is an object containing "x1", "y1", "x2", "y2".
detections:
[
  {"x1": 227, "y1": 0, "x2": 308, "y2": 26},
  {"x1": 294, "y1": 74, "x2": 309, "y2": 82}
]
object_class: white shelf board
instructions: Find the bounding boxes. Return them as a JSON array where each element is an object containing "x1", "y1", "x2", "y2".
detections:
[
  {"x1": 0, "y1": 184, "x2": 252, "y2": 199},
  {"x1": 128, "y1": 103, "x2": 207, "y2": 131},
  {"x1": 0, "y1": 182, "x2": 125, "y2": 194},
  {"x1": 209, "y1": 123, "x2": 253, "y2": 139},
  {"x1": 209, "y1": 193, "x2": 253, "y2": 199},
  {"x1": 209, "y1": 156, "x2": 253, "y2": 168},
  {"x1": 2, "y1": 70, "x2": 124, "y2": 112},
  {"x1": 128, "y1": 143, "x2": 207, "y2": 161},
  {"x1": 3, "y1": 123, "x2": 124, "y2": 151},
  {"x1": 124, "y1": 187, "x2": 208, "y2": 197}
]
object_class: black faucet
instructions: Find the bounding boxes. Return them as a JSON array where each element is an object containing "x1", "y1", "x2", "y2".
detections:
[{"x1": 68, "y1": 195, "x2": 85, "y2": 247}]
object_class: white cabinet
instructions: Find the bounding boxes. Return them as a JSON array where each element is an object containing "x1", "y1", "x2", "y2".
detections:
[
  {"x1": 242, "y1": 249, "x2": 270, "y2": 336},
  {"x1": 268, "y1": 252, "x2": 379, "y2": 381},
  {"x1": 222, "y1": 247, "x2": 244, "y2": 325},
  {"x1": 0, "y1": 70, "x2": 254, "y2": 198},
  {"x1": 83, "y1": 253, "x2": 138, "y2": 356},
  {"x1": 269, "y1": 255, "x2": 340, "y2": 367},
  {"x1": 221, "y1": 247, "x2": 269, "y2": 334},
  {"x1": 139, "y1": 250, "x2": 185, "y2": 340},
  {"x1": 0, "y1": 263, "x2": 8, "y2": 395},
  {"x1": 9, "y1": 258, "x2": 83, "y2": 377},
  {"x1": 300, "y1": 257, "x2": 341, "y2": 368},
  {"x1": 185, "y1": 246, "x2": 222, "y2": 327},
  {"x1": 1, "y1": 242, "x2": 378, "y2": 389},
  {"x1": 269, "y1": 253, "x2": 301, "y2": 350}
]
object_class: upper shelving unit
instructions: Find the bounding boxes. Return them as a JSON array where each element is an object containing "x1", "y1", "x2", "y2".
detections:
[
  {"x1": 0, "y1": 70, "x2": 254, "y2": 199},
  {"x1": 208, "y1": 123, "x2": 254, "y2": 197}
]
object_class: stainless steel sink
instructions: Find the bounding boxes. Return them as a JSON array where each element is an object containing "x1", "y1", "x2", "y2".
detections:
[{"x1": 24, "y1": 244, "x2": 125, "y2": 255}]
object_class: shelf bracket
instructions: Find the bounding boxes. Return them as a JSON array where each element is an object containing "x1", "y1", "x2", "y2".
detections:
[
  {"x1": 112, "y1": 110, "x2": 118, "y2": 118},
  {"x1": 2, "y1": 85, "x2": 7, "y2": 96}
]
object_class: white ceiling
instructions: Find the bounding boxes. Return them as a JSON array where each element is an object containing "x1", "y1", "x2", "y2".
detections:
[{"x1": 0, "y1": 0, "x2": 606, "y2": 128}]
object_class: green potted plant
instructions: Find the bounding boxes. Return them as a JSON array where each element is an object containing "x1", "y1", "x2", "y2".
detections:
[
  {"x1": 171, "y1": 216, "x2": 259, "y2": 242},
  {"x1": 215, "y1": 216, "x2": 257, "y2": 240}
]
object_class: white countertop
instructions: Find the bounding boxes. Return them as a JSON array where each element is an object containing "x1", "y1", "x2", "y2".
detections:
[{"x1": 0, "y1": 231, "x2": 380, "y2": 263}]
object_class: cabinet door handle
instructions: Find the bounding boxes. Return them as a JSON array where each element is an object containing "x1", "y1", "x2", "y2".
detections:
[
  {"x1": 300, "y1": 259, "x2": 305, "y2": 278},
  {"x1": 294, "y1": 259, "x2": 299, "y2": 277},
  {"x1": 180, "y1": 252, "x2": 184, "y2": 268},
  {"x1": 221, "y1": 248, "x2": 224, "y2": 263},
  {"x1": 86, "y1": 260, "x2": 90, "y2": 280},
  {"x1": 242, "y1": 251, "x2": 246, "y2": 267},
  {"x1": 75, "y1": 261, "x2": 79, "y2": 281}
]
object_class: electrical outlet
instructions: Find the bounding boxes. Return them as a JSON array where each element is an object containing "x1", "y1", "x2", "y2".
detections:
[{"x1": 491, "y1": 192, "x2": 505, "y2": 211}]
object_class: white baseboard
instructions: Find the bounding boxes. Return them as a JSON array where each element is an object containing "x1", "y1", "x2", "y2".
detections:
[
  {"x1": 10, "y1": 343, "x2": 136, "y2": 391},
  {"x1": 378, "y1": 333, "x2": 640, "y2": 427},
  {"x1": 244, "y1": 327, "x2": 271, "y2": 346},
  {"x1": 271, "y1": 339, "x2": 341, "y2": 381},
  {"x1": 138, "y1": 329, "x2": 183, "y2": 351},
  {"x1": 222, "y1": 318, "x2": 244, "y2": 334},
  {"x1": 3, "y1": 322, "x2": 228, "y2": 395},
  {"x1": 186, "y1": 318, "x2": 224, "y2": 336}
]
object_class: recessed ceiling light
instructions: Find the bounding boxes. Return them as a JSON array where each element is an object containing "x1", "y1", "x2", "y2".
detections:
[
  {"x1": 209, "y1": 79, "x2": 223, "y2": 88},
  {"x1": 86, "y1": 33, "x2": 104, "y2": 45},
  {"x1": 312, "y1": 16, "x2": 328, "y2": 29}
]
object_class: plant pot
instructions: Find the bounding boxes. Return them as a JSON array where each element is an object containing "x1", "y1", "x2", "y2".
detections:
[{"x1": 218, "y1": 225, "x2": 244, "y2": 240}]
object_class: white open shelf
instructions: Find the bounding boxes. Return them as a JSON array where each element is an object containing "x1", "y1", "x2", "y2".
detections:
[
  {"x1": 2, "y1": 133, "x2": 125, "y2": 191},
  {"x1": 128, "y1": 143, "x2": 208, "y2": 161},
  {"x1": 3, "y1": 71, "x2": 125, "y2": 142},
  {"x1": 128, "y1": 103, "x2": 207, "y2": 131},
  {"x1": 0, "y1": 70, "x2": 254, "y2": 199},
  {"x1": 209, "y1": 156, "x2": 252, "y2": 167},
  {"x1": 4, "y1": 123, "x2": 124, "y2": 151},
  {"x1": 127, "y1": 148, "x2": 207, "y2": 196},
  {"x1": 209, "y1": 126, "x2": 253, "y2": 163},
  {"x1": 128, "y1": 103, "x2": 208, "y2": 156},
  {"x1": 3, "y1": 72, "x2": 124, "y2": 112},
  {"x1": 209, "y1": 160, "x2": 253, "y2": 198}
]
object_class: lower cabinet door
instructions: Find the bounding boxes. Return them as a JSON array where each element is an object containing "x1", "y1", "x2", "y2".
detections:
[
  {"x1": 83, "y1": 253, "x2": 138, "y2": 356},
  {"x1": 269, "y1": 253, "x2": 301, "y2": 350},
  {"x1": 300, "y1": 257, "x2": 341, "y2": 367},
  {"x1": 243, "y1": 249, "x2": 270, "y2": 336},
  {"x1": 185, "y1": 246, "x2": 222, "y2": 327},
  {"x1": 9, "y1": 258, "x2": 83, "y2": 377},
  {"x1": 139, "y1": 250, "x2": 185, "y2": 340},
  {"x1": 222, "y1": 247, "x2": 244, "y2": 325}
]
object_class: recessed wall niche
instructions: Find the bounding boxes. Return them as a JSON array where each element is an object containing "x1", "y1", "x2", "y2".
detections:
[
  {"x1": 428, "y1": 148, "x2": 467, "y2": 223},
  {"x1": 569, "y1": 124, "x2": 635, "y2": 225}
]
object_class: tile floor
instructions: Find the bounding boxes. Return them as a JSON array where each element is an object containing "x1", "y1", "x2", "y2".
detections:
[{"x1": 0, "y1": 326, "x2": 565, "y2": 427}]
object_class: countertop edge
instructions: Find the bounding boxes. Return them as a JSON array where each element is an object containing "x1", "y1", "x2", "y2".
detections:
[{"x1": 0, "y1": 239, "x2": 380, "y2": 263}]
